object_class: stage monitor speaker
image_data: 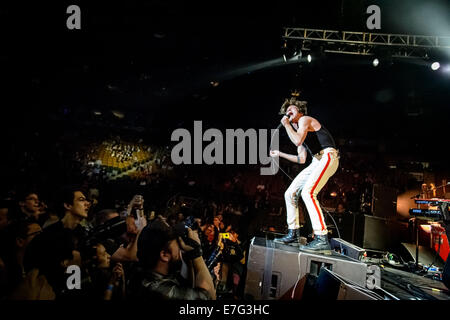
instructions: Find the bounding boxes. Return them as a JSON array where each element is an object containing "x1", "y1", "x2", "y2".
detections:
[
  {"x1": 399, "y1": 243, "x2": 445, "y2": 268},
  {"x1": 372, "y1": 184, "x2": 397, "y2": 218},
  {"x1": 244, "y1": 237, "x2": 368, "y2": 300},
  {"x1": 353, "y1": 214, "x2": 401, "y2": 250},
  {"x1": 315, "y1": 268, "x2": 381, "y2": 300}
]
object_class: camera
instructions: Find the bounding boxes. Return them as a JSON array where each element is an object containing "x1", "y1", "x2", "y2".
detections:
[
  {"x1": 184, "y1": 215, "x2": 200, "y2": 231},
  {"x1": 174, "y1": 215, "x2": 200, "y2": 241}
]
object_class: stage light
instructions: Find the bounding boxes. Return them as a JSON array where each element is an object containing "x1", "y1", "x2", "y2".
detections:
[
  {"x1": 282, "y1": 46, "x2": 302, "y2": 63},
  {"x1": 372, "y1": 58, "x2": 379, "y2": 67},
  {"x1": 431, "y1": 62, "x2": 440, "y2": 70},
  {"x1": 372, "y1": 47, "x2": 392, "y2": 67},
  {"x1": 307, "y1": 54, "x2": 312, "y2": 63},
  {"x1": 112, "y1": 110, "x2": 125, "y2": 119},
  {"x1": 281, "y1": 40, "x2": 301, "y2": 63},
  {"x1": 291, "y1": 50, "x2": 302, "y2": 61}
]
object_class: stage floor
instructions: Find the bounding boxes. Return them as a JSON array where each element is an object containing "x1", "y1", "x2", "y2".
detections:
[
  {"x1": 251, "y1": 236, "x2": 450, "y2": 300},
  {"x1": 381, "y1": 266, "x2": 450, "y2": 300}
]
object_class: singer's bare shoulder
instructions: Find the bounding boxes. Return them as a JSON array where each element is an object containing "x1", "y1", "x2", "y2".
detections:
[
  {"x1": 297, "y1": 116, "x2": 320, "y2": 133},
  {"x1": 296, "y1": 116, "x2": 311, "y2": 128}
]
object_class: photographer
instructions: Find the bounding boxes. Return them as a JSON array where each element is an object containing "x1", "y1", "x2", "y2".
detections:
[{"x1": 136, "y1": 217, "x2": 216, "y2": 300}]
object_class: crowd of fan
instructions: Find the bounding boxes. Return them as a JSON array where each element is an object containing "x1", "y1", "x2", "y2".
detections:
[
  {"x1": 76, "y1": 138, "x2": 171, "y2": 183},
  {"x1": 1, "y1": 124, "x2": 426, "y2": 301},
  {"x1": 0, "y1": 149, "x2": 424, "y2": 301},
  {"x1": 102, "y1": 140, "x2": 143, "y2": 163},
  {"x1": 0, "y1": 186, "x2": 248, "y2": 300}
]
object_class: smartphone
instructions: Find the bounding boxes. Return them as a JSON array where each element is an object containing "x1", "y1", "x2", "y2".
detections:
[
  {"x1": 134, "y1": 195, "x2": 144, "y2": 208},
  {"x1": 220, "y1": 232, "x2": 231, "y2": 239},
  {"x1": 135, "y1": 209, "x2": 144, "y2": 229}
]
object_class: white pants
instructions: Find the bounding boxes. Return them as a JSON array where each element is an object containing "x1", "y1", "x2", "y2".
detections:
[{"x1": 284, "y1": 148, "x2": 339, "y2": 236}]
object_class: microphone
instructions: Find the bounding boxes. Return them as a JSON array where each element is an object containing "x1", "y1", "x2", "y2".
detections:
[{"x1": 276, "y1": 113, "x2": 291, "y2": 130}]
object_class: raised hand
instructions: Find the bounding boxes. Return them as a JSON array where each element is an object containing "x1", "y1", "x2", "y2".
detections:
[
  {"x1": 270, "y1": 150, "x2": 280, "y2": 158},
  {"x1": 129, "y1": 195, "x2": 144, "y2": 210},
  {"x1": 281, "y1": 115, "x2": 290, "y2": 127}
]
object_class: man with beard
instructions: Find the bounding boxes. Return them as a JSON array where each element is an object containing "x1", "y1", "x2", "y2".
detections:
[{"x1": 136, "y1": 217, "x2": 216, "y2": 300}]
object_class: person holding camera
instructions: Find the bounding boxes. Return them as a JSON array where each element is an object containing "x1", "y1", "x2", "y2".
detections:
[
  {"x1": 103, "y1": 195, "x2": 147, "y2": 262},
  {"x1": 136, "y1": 217, "x2": 216, "y2": 300}
]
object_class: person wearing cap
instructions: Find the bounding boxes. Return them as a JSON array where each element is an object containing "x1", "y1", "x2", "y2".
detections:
[
  {"x1": 136, "y1": 217, "x2": 216, "y2": 300},
  {"x1": 270, "y1": 97, "x2": 339, "y2": 253}
]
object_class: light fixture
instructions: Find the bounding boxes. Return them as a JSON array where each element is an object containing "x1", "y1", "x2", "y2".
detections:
[
  {"x1": 307, "y1": 54, "x2": 312, "y2": 63},
  {"x1": 431, "y1": 62, "x2": 440, "y2": 70},
  {"x1": 281, "y1": 41, "x2": 302, "y2": 63},
  {"x1": 372, "y1": 58, "x2": 379, "y2": 67},
  {"x1": 112, "y1": 110, "x2": 125, "y2": 119}
]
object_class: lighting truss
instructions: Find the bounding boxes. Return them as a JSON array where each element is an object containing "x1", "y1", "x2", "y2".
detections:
[{"x1": 283, "y1": 27, "x2": 450, "y2": 59}]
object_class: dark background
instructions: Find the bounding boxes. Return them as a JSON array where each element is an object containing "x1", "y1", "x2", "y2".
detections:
[{"x1": 1, "y1": 0, "x2": 449, "y2": 174}]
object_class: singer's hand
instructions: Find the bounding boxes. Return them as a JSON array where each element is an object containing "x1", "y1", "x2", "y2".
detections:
[
  {"x1": 270, "y1": 150, "x2": 280, "y2": 158},
  {"x1": 281, "y1": 115, "x2": 290, "y2": 127}
]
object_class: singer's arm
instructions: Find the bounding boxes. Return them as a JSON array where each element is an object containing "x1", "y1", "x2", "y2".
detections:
[
  {"x1": 282, "y1": 116, "x2": 309, "y2": 147},
  {"x1": 270, "y1": 146, "x2": 306, "y2": 164}
]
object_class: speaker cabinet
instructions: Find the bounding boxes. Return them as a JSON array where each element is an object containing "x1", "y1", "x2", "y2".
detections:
[
  {"x1": 372, "y1": 184, "x2": 397, "y2": 218},
  {"x1": 244, "y1": 237, "x2": 368, "y2": 300},
  {"x1": 315, "y1": 268, "x2": 380, "y2": 300},
  {"x1": 399, "y1": 242, "x2": 445, "y2": 268},
  {"x1": 352, "y1": 215, "x2": 401, "y2": 250}
]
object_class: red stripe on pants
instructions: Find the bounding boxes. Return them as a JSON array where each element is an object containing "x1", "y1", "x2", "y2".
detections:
[{"x1": 310, "y1": 153, "x2": 331, "y2": 231}]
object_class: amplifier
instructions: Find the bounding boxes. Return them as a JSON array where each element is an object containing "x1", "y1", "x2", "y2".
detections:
[
  {"x1": 372, "y1": 184, "x2": 397, "y2": 218},
  {"x1": 244, "y1": 237, "x2": 368, "y2": 300},
  {"x1": 353, "y1": 215, "x2": 402, "y2": 250}
]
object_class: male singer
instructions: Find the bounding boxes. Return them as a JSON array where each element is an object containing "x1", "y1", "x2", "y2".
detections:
[{"x1": 270, "y1": 97, "x2": 339, "y2": 252}]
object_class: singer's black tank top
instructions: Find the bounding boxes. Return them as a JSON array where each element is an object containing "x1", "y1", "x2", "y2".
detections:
[{"x1": 303, "y1": 125, "x2": 336, "y2": 156}]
